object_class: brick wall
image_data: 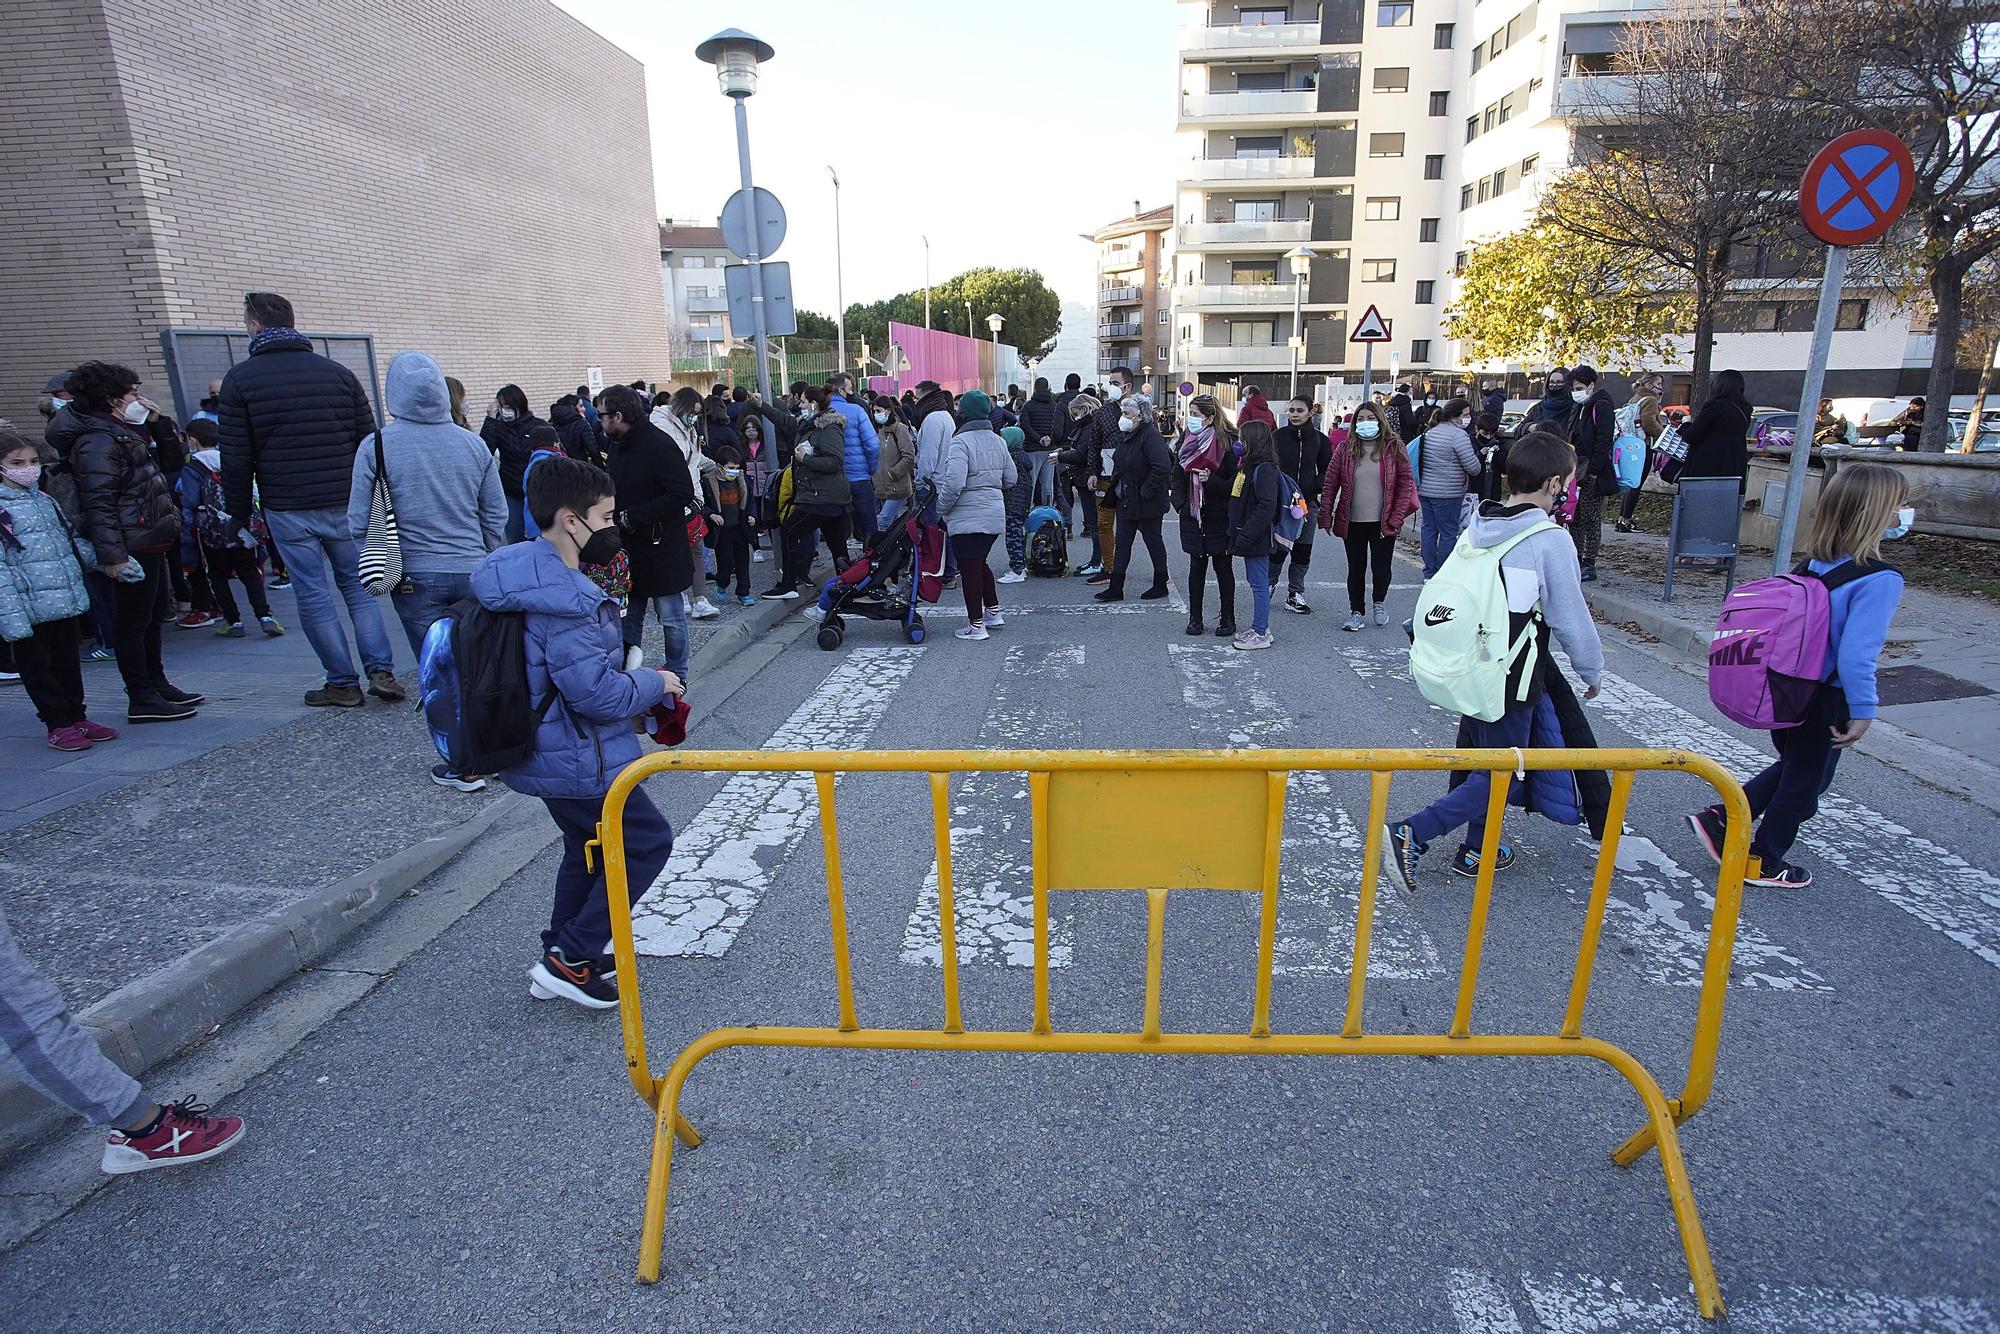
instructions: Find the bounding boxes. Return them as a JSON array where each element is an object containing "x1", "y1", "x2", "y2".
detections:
[{"x1": 0, "y1": 0, "x2": 669, "y2": 426}]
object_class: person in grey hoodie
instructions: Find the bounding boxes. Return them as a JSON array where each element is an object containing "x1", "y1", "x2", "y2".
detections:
[
  {"x1": 1412, "y1": 396, "x2": 1482, "y2": 579},
  {"x1": 1384, "y1": 430, "x2": 1604, "y2": 888},
  {"x1": 936, "y1": 390, "x2": 1017, "y2": 640},
  {"x1": 347, "y1": 349, "x2": 507, "y2": 789}
]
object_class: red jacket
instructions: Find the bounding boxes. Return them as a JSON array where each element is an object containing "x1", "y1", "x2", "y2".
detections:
[
  {"x1": 1316, "y1": 439, "x2": 1417, "y2": 539},
  {"x1": 1237, "y1": 392, "x2": 1277, "y2": 429}
]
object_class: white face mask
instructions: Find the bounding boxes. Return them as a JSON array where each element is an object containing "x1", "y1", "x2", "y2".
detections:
[
  {"x1": 1883, "y1": 506, "x2": 1916, "y2": 540},
  {"x1": 1355, "y1": 420, "x2": 1381, "y2": 440},
  {"x1": 1570, "y1": 388, "x2": 1591, "y2": 403},
  {"x1": 498, "y1": 408, "x2": 518, "y2": 423},
  {"x1": 1459, "y1": 415, "x2": 1473, "y2": 430},
  {"x1": 1105, "y1": 383, "x2": 1125, "y2": 402},
  {"x1": 121, "y1": 399, "x2": 150, "y2": 425},
  {"x1": 1117, "y1": 416, "x2": 1138, "y2": 434},
  {"x1": 873, "y1": 410, "x2": 889, "y2": 424}
]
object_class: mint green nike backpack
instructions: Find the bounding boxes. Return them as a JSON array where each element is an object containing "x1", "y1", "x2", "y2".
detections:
[{"x1": 1408, "y1": 518, "x2": 1555, "y2": 722}]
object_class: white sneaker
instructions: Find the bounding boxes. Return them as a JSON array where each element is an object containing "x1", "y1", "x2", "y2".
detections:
[
  {"x1": 955, "y1": 623, "x2": 990, "y2": 641},
  {"x1": 1373, "y1": 602, "x2": 1390, "y2": 626},
  {"x1": 998, "y1": 570, "x2": 1027, "y2": 584},
  {"x1": 752, "y1": 550, "x2": 766, "y2": 562},
  {"x1": 689, "y1": 598, "x2": 721, "y2": 620},
  {"x1": 1232, "y1": 630, "x2": 1273, "y2": 651},
  {"x1": 1284, "y1": 592, "x2": 1310, "y2": 615},
  {"x1": 802, "y1": 604, "x2": 826, "y2": 623},
  {"x1": 1341, "y1": 614, "x2": 1366, "y2": 631},
  {"x1": 983, "y1": 609, "x2": 1005, "y2": 629}
]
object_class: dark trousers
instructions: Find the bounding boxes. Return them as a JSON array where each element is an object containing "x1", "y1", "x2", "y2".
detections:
[
  {"x1": 1572, "y1": 486, "x2": 1605, "y2": 570},
  {"x1": 82, "y1": 571, "x2": 116, "y2": 649},
  {"x1": 1187, "y1": 552, "x2": 1236, "y2": 624},
  {"x1": 786, "y1": 510, "x2": 849, "y2": 587},
  {"x1": 108, "y1": 552, "x2": 172, "y2": 699},
  {"x1": 1268, "y1": 525, "x2": 1313, "y2": 596},
  {"x1": 848, "y1": 477, "x2": 878, "y2": 543},
  {"x1": 1343, "y1": 520, "x2": 1397, "y2": 614},
  {"x1": 184, "y1": 548, "x2": 215, "y2": 614},
  {"x1": 540, "y1": 790, "x2": 675, "y2": 962},
  {"x1": 713, "y1": 523, "x2": 752, "y2": 597},
  {"x1": 1731, "y1": 687, "x2": 1846, "y2": 866},
  {"x1": 1404, "y1": 703, "x2": 1535, "y2": 849},
  {"x1": 1619, "y1": 486, "x2": 1643, "y2": 523},
  {"x1": 950, "y1": 532, "x2": 1000, "y2": 623},
  {"x1": 204, "y1": 544, "x2": 271, "y2": 625},
  {"x1": 12, "y1": 617, "x2": 86, "y2": 729},
  {"x1": 1109, "y1": 513, "x2": 1168, "y2": 596}
]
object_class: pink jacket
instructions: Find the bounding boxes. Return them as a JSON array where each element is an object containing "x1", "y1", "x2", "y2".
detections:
[{"x1": 1317, "y1": 439, "x2": 1417, "y2": 539}]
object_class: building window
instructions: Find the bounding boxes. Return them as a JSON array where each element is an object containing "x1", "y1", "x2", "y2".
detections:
[
  {"x1": 681, "y1": 256, "x2": 705, "y2": 268},
  {"x1": 1373, "y1": 67, "x2": 1410, "y2": 92},
  {"x1": 1428, "y1": 91, "x2": 1449, "y2": 116},
  {"x1": 1521, "y1": 153, "x2": 1540, "y2": 176},
  {"x1": 1454, "y1": 250, "x2": 1469, "y2": 272},
  {"x1": 1234, "y1": 134, "x2": 1284, "y2": 158},
  {"x1": 1378, "y1": 1, "x2": 1413, "y2": 26},
  {"x1": 1415, "y1": 280, "x2": 1436, "y2": 304},
  {"x1": 1157, "y1": 344, "x2": 1168, "y2": 360},
  {"x1": 1491, "y1": 167, "x2": 1507, "y2": 195},
  {"x1": 686, "y1": 286, "x2": 708, "y2": 298},
  {"x1": 1460, "y1": 185, "x2": 1475, "y2": 211},
  {"x1": 1477, "y1": 178, "x2": 1491, "y2": 204},
  {"x1": 1419, "y1": 217, "x2": 1440, "y2": 242},
  {"x1": 1435, "y1": 21, "x2": 1456, "y2": 47},
  {"x1": 1158, "y1": 308, "x2": 1170, "y2": 324},
  {"x1": 1235, "y1": 71, "x2": 1285, "y2": 92},
  {"x1": 1241, "y1": 6, "x2": 1290, "y2": 25},
  {"x1": 1424, "y1": 153, "x2": 1445, "y2": 180},
  {"x1": 1233, "y1": 199, "x2": 1280, "y2": 222},
  {"x1": 1466, "y1": 116, "x2": 1480, "y2": 143},
  {"x1": 1362, "y1": 259, "x2": 1397, "y2": 282},
  {"x1": 1233, "y1": 260, "x2": 1280, "y2": 284},
  {"x1": 1837, "y1": 298, "x2": 1870, "y2": 331},
  {"x1": 1749, "y1": 303, "x2": 1787, "y2": 333},
  {"x1": 1232, "y1": 320, "x2": 1278, "y2": 347},
  {"x1": 1364, "y1": 196, "x2": 1401, "y2": 221},
  {"x1": 1368, "y1": 132, "x2": 1405, "y2": 157},
  {"x1": 1472, "y1": 45, "x2": 1485, "y2": 73},
  {"x1": 1484, "y1": 106, "x2": 1498, "y2": 133},
  {"x1": 1412, "y1": 339, "x2": 1432, "y2": 361}
]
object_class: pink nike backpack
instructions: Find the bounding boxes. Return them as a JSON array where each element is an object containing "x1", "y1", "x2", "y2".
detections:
[{"x1": 1707, "y1": 562, "x2": 1878, "y2": 729}]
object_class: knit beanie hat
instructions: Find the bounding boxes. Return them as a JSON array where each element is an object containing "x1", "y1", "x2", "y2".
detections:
[{"x1": 959, "y1": 390, "x2": 992, "y2": 420}]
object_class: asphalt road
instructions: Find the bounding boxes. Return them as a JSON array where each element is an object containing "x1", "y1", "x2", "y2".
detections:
[{"x1": 3, "y1": 538, "x2": 1996, "y2": 1332}]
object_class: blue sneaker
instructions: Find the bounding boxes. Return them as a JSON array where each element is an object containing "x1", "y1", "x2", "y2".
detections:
[
  {"x1": 1381, "y1": 822, "x2": 1427, "y2": 894},
  {"x1": 1451, "y1": 842, "x2": 1516, "y2": 878},
  {"x1": 738, "y1": 594, "x2": 758, "y2": 607}
]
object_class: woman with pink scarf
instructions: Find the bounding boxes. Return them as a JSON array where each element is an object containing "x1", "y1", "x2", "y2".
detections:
[{"x1": 1169, "y1": 394, "x2": 1241, "y2": 638}]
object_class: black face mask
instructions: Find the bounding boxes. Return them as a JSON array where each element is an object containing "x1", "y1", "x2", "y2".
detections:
[{"x1": 574, "y1": 519, "x2": 623, "y2": 566}]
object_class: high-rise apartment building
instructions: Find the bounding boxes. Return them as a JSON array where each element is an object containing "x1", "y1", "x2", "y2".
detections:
[
  {"x1": 1173, "y1": 0, "x2": 1919, "y2": 405},
  {"x1": 659, "y1": 223, "x2": 736, "y2": 362},
  {"x1": 1091, "y1": 205, "x2": 1176, "y2": 400}
]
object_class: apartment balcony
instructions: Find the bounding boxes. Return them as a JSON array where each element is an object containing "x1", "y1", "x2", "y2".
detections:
[
  {"x1": 1099, "y1": 321, "x2": 1143, "y2": 338},
  {"x1": 689, "y1": 325, "x2": 727, "y2": 343},
  {"x1": 1099, "y1": 355, "x2": 1141, "y2": 372},
  {"x1": 1180, "y1": 89, "x2": 1317, "y2": 125},
  {"x1": 1184, "y1": 342, "x2": 1296, "y2": 370},
  {"x1": 1179, "y1": 219, "x2": 1312, "y2": 248},
  {"x1": 1178, "y1": 21, "x2": 1318, "y2": 58},
  {"x1": 1555, "y1": 73, "x2": 1647, "y2": 122},
  {"x1": 1178, "y1": 284, "x2": 1297, "y2": 309},
  {"x1": 684, "y1": 294, "x2": 727, "y2": 313},
  {"x1": 1180, "y1": 155, "x2": 1319, "y2": 185},
  {"x1": 1099, "y1": 285, "x2": 1142, "y2": 304}
]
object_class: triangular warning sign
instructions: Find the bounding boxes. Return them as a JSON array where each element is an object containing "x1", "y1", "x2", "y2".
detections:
[{"x1": 1349, "y1": 304, "x2": 1392, "y2": 343}]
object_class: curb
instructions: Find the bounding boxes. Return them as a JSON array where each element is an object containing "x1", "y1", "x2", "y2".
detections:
[
  {"x1": 1585, "y1": 583, "x2": 1714, "y2": 658},
  {"x1": 0, "y1": 596, "x2": 801, "y2": 1153}
]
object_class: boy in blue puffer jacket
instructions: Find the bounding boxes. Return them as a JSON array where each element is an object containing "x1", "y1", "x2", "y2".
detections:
[
  {"x1": 469, "y1": 456, "x2": 683, "y2": 1009},
  {"x1": 0, "y1": 427, "x2": 117, "y2": 752}
]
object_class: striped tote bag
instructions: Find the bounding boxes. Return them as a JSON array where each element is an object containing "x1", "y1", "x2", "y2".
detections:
[{"x1": 358, "y1": 431, "x2": 404, "y2": 595}]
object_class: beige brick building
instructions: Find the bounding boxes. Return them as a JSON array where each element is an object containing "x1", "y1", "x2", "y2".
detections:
[{"x1": 0, "y1": 0, "x2": 669, "y2": 427}]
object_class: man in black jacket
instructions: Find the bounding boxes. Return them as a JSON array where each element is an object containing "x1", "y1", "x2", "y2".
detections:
[
  {"x1": 219, "y1": 291, "x2": 400, "y2": 708},
  {"x1": 604, "y1": 385, "x2": 697, "y2": 680},
  {"x1": 1566, "y1": 364, "x2": 1616, "y2": 583},
  {"x1": 1272, "y1": 394, "x2": 1332, "y2": 614},
  {"x1": 1017, "y1": 377, "x2": 1063, "y2": 509},
  {"x1": 549, "y1": 395, "x2": 606, "y2": 468},
  {"x1": 1051, "y1": 373, "x2": 1084, "y2": 521},
  {"x1": 1072, "y1": 366, "x2": 1134, "y2": 581}
]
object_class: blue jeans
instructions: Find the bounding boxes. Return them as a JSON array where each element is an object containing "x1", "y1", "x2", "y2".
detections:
[
  {"x1": 265, "y1": 506, "x2": 395, "y2": 687},
  {"x1": 1419, "y1": 496, "x2": 1465, "y2": 578},
  {"x1": 1028, "y1": 451, "x2": 1055, "y2": 507},
  {"x1": 878, "y1": 497, "x2": 906, "y2": 531},
  {"x1": 504, "y1": 494, "x2": 525, "y2": 544},
  {"x1": 540, "y1": 790, "x2": 675, "y2": 961},
  {"x1": 848, "y1": 477, "x2": 877, "y2": 542},
  {"x1": 622, "y1": 591, "x2": 689, "y2": 686},
  {"x1": 0, "y1": 902, "x2": 149, "y2": 1128},
  {"x1": 1404, "y1": 702, "x2": 1535, "y2": 849},
  {"x1": 1245, "y1": 549, "x2": 1273, "y2": 633},
  {"x1": 389, "y1": 569, "x2": 474, "y2": 659},
  {"x1": 1733, "y1": 686, "x2": 1846, "y2": 865}
]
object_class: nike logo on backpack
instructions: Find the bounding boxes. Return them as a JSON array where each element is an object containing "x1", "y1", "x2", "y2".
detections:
[{"x1": 1424, "y1": 606, "x2": 1454, "y2": 627}]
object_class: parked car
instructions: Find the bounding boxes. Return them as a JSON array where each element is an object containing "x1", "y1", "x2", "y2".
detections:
[
  {"x1": 1948, "y1": 412, "x2": 2000, "y2": 452},
  {"x1": 1749, "y1": 408, "x2": 1797, "y2": 447}
]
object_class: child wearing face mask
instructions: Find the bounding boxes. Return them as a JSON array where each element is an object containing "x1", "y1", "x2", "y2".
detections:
[
  {"x1": 0, "y1": 428, "x2": 118, "y2": 751},
  {"x1": 709, "y1": 445, "x2": 757, "y2": 605},
  {"x1": 871, "y1": 401, "x2": 916, "y2": 530},
  {"x1": 469, "y1": 455, "x2": 682, "y2": 1010}
]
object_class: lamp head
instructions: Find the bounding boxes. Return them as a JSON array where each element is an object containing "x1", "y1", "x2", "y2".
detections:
[
  {"x1": 986, "y1": 313, "x2": 1005, "y2": 334},
  {"x1": 695, "y1": 29, "x2": 774, "y2": 98},
  {"x1": 1286, "y1": 244, "x2": 1317, "y2": 278}
]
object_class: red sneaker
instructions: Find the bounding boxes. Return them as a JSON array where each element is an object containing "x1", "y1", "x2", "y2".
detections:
[
  {"x1": 73, "y1": 719, "x2": 120, "y2": 743},
  {"x1": 100, "y1": 1097, "x2": 246, "y2": 1174},
  {"x1": 46, "y1": 725, "x2": 92, "y2": 752},
  {"x1": 175, "y1": 611, "x2": 218, "y2": 630}
]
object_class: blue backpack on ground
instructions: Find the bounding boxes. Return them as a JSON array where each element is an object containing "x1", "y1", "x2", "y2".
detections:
[
  {"x1": 418, "y1": 598, "x2": 555, "y2": 775},
  {"x1": 1024, "y1": 505, "x2": 1068, "y2": 576}
]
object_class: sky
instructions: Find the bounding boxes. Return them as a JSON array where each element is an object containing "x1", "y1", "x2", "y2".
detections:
[{"x1": 551, "y1": 0, "x2": 1182, "y2": 321}]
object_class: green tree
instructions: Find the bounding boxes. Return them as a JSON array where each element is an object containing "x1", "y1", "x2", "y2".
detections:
[
  {"x1": 793, "y1": 308, "x2": 840, "y2": 341},
  {"x1": 839, "y1": 267, "x2": 1064, "y2": 363},
  {"x1": 1446, "y1": 185, "x2": 1691, "y2": 370}
]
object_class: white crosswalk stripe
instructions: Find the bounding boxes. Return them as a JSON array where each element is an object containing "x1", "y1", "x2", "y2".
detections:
[
  {"x1": 901, "y1": 643, "x2": 1082, "y2": 970},
  {"x1": 1333, "y1": 645, "x2": 1828, "y2": 991},
  {"x1": 1170, "y1": 644, "x2": 1445, "y2": 979},
  {"x1": 630, "y1": 647, "x2": 923, "y2": 958},
  {"x1": 1448, "y1": 1267, "x2": 1994, "y2": 1332}
]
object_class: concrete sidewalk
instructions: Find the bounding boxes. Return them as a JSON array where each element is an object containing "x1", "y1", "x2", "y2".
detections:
[{"x1": 0, "y1": 576, "x2": 797, "y2": 1155}]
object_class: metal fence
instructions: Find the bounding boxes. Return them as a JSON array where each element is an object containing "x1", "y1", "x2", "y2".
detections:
[{"x1": 158, "y1": 329, "x2": 384, "y2": 425}]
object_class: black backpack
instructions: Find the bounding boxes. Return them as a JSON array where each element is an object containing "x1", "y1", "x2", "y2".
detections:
[{"x1": 418, "y1": 598, "x2": 555, "y2": 776}]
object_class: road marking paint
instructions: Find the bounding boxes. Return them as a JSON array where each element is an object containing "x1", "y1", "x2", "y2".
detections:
[
  {"x1": 1337, "y1": 646, "x2": 1827, "y2": 991},
  {"x1": 1586, "y1": 665, "x2": 2000, "y2": 974},
  {"x1": 1445, "y1": 1270, "x2": 1526, "y2": 1333},
  {"x1": 1170, "y1": 645, "x2": 1444, "y2": 978},
  {"x1": 631, "y1": 647, "x2": 923, "y2": 958},
  {"x1": 901, "y1": 644, "x2": 1082, "y2": 969},
  {"x1": 1493, "y1": 1269, "x2": 1994, "y2": 1333}
]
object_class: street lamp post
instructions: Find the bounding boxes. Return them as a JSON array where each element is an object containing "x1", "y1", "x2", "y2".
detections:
[
  {"x1": 922, "y1": 235, "x2": 931, "y2": 330},
  {"x1": 695, "y1": 28, "x2": 777, "y2": 405},
  {"x1": 828, "y1": 165, "x2": 845, "y2": 374},
  {"x1": 987, "y1": 312, "x2": 1005, "y2": 393},
  {"x1": 1286, "y1": 245, "x2": 1316, "y2": 401},
  {"x1": 965, "y1": 300, "x2": 974, "y2": 339}
]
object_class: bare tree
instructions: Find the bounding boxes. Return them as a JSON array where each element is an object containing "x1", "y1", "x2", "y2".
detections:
[
  {"x1": 1750, "y1": 0, "x2": 2000, "y2": 450},
  {"x1": 1549, "y1": 0, "x2": 1831, "y2": 403}
]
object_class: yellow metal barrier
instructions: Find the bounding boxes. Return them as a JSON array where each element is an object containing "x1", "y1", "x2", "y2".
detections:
[{"x1": 600, "y1": 748, "x2": 1751, "y2": 1318}]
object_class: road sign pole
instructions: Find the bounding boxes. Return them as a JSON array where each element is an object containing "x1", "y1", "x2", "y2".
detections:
[
  {"x1": 1773, "y1": 244, "x2": 1848, "y2": 573},
  {"x1": 1361, "y1": 343, "x2": 1374, "y2": 406},
  {"x1": 731, "y1": 97, "x2": 773, "y2": 405}
]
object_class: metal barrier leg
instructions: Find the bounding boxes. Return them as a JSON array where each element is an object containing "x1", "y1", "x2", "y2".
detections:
[{"x1": 1642, "y1": 1099, "x2": 1724, "y2": 1318}]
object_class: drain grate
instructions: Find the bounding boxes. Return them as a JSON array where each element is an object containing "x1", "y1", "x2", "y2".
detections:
[{"x1": 1875, "y1": 664, "x2": 1994, "y2": 708}]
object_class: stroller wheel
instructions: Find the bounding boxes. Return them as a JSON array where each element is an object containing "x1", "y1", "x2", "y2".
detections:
[
  {"x1": 905, "y1": 614, "x2": 925, "y2": 644},
  {"x1": 816, "y1": 624, "x2": 843, "y2": 652},
  {"x1": 825, "y1": 612, "x2": 845, "y2": 634}
]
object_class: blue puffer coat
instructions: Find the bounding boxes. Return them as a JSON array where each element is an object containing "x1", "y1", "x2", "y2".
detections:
[
  {"x1": 826, "y1": 392, "x2": 880, "y2": 483},
  {"x1": 0, "y1": 481, "x2": 96, "y2": 642},
  {"x1": 469, "y1": 539, "x2": 667, "y2": 800}
]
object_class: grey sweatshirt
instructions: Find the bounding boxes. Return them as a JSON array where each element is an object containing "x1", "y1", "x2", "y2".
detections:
[
  {"x1": 1469, "y1": 500, "x2": 1604, "y2": 687},
  {"x1": 1412, "y1": 422, "x2": 1481, "y2": 500},
  {"x1": 348, "y1": 350, "x2": 507, "y2": 573},
  {"x1": 937, "y1": 421, "x2": 1018, "y2": 536}
]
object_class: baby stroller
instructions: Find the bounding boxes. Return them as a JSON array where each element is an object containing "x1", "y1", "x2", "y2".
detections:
[
  {"x1": 1024, "y1": 505, "x2": 1068, "y2": 577},
  {"x1": 813, "y1": 477, "x2": 947, "y2": 649}
]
